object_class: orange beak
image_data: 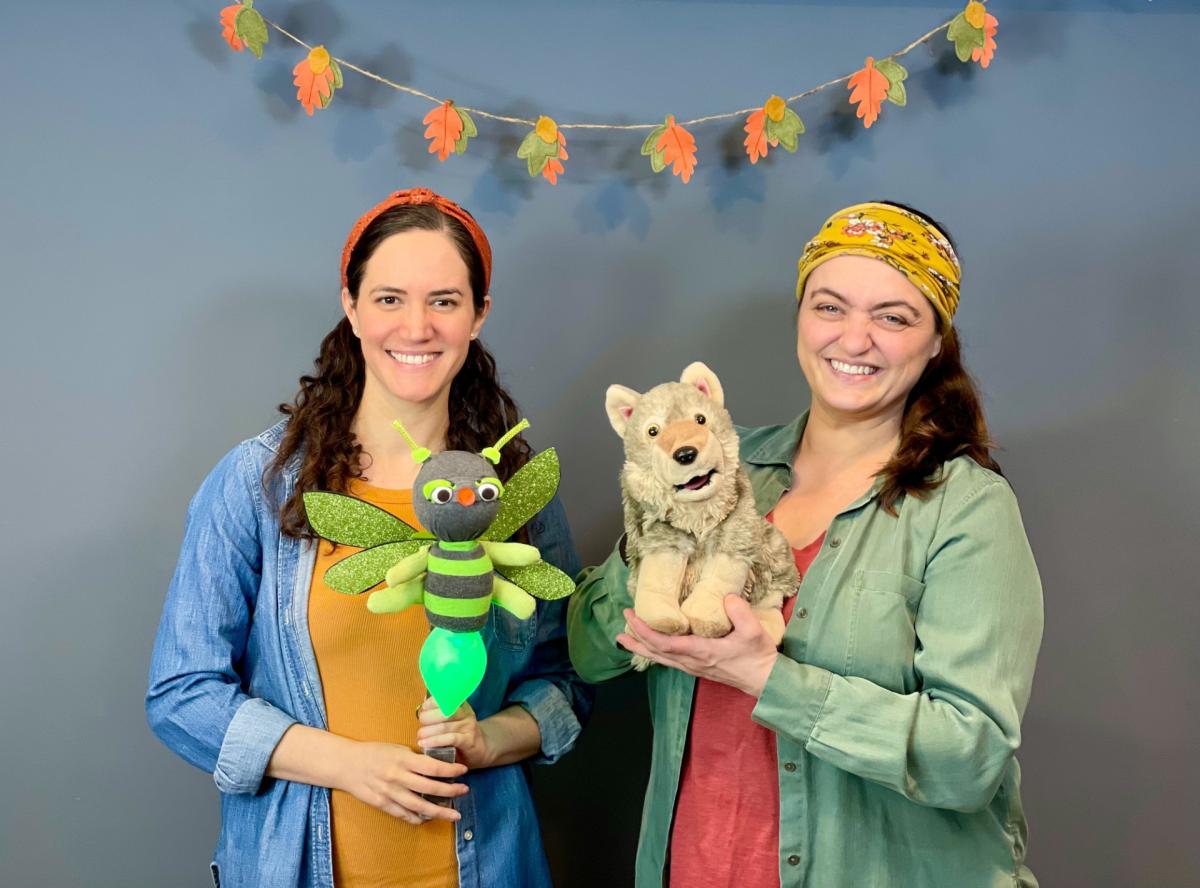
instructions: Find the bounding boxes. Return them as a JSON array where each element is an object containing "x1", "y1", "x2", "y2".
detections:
[{"x1": 456, "y1": 487, "x2": 476, "y2": 506}]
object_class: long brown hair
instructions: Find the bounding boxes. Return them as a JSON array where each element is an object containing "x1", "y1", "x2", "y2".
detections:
[
  {"x1": 269, "y1": 203, "x2": 531, "y2": 539},
  {"x1": 872, "y1": 202, "x2": 1001, "y2": 513}
]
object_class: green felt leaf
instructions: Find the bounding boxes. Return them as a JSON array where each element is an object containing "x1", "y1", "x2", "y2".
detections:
[
  {"x1": 324, "y1": 540, "x2": 430, "y2": 596},
  {"x1": 874, "y1": 58, "x2": 908, "y2": 106},
  {"x1": 330, "y1": 59, "x2": 344, "y2": 89},
  {"x1": 498, "y1": 560, "x2": 575, "y2": 601},
  {"x1": 482, "y1": 448, "x2": 561, "y2": 542},
  {"x1": 640, "y1": 123, "x2": 667, "y2": 157},
  {"x1": 764, "y1": 108, "x2": 804, "y2": 152},
  {"x1": 517, "y1": 131, "x2": 552, "y2": 176},
  {"x1": 454, "y1": 108, "x2": 477, "y2": 155},
  {"x1": 947, "y1": 13, "x2": 985, "y2": 62},
  {"x1": 235, "y1": 6, "x2": 268, "y2": 59},
  {"x1": 303, "y1": 491, "x2": 416, "y2": 548},
  {"x1": 319, "y1": 88, "x2": 333, "y2": 109},
  {"x1": 649, "y1": 147, "x2": 666, "y2": 173}
]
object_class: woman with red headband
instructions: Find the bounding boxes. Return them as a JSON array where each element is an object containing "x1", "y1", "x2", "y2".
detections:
[
  {"x1": 148, "y1": 188, "x2": 591, "y2": 887},
  {"x1": 570, "y1": 202, "x2": 1043, "y2": 887}
]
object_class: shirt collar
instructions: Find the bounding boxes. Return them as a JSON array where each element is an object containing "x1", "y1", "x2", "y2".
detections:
[{"x1": 744, "y1": 410, "x2": 886, "y2": 513}]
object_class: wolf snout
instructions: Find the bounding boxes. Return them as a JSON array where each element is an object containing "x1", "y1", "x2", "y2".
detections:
[{"x1": 673, "y1": 446, "x2": 698, "y2": 465}]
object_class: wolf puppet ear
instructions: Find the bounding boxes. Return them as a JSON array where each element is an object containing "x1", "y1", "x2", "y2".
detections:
[
  {"x1": 680, "y1": 361, "x2": 724, "y2": 408},
  {"x1": 605, "y1": 385, "x2": 642, "y2": 437}
]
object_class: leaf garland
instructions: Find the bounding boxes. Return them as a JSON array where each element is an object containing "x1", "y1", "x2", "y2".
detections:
[
  {"x1": 219, "y1": 3, "x2": 1000, "y2": 181},
  {"x1": 423, "y1": 100, "x2": 477, "y2": 160},
  {"x1": 292, "y1": 45, "x2": 342, "y2": 115},
  {"x1": 220, "y1": 1, "x2": 268, "y2": 58},
  {"x1": 847, "y1": 57, "x2": 890, "y2": 129},
  {"x1": 517, "y1": 116, "x2": 569, "y2": 184},
  {"x1": 642, "y1": 115, "x2": 697, "y2": 183},
  {"x1": 743, "y1": 95, "x2": 805, "y2": 164}
]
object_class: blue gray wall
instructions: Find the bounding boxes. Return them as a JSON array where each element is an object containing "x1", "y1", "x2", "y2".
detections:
[{"x1": 3, "y1": 1, "x2": 1197, "y2": 885}]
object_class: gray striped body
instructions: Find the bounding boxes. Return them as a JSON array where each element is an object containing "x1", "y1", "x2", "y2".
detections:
[{"x1": 423, "y1": 541, "x2": 494, "y2": 632}]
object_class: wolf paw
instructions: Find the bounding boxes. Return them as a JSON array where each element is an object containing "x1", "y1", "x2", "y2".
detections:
[
  {"x1": 631, "y1": 654, "x2": 653, "y2": 672},
  {"x1": 681, "y1": 594, "x2": 733, "y2": 638}
]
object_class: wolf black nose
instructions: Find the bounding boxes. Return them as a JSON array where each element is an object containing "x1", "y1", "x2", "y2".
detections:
[{"x1": 673, "y1": 446, "x2": 698, "y2": 465}]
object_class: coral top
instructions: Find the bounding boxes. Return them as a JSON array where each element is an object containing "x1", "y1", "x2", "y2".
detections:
[
  {"x1": 308, "y1": 480, "x2": 457, "y2": 888},
  {"x1": 667, "y1": 532, "x2": 826, "y2": 888}
]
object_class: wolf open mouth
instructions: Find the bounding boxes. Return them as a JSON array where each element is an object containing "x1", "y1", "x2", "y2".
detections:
[{"x1": 675, "y1": 469, "x2": 717, "y2": 492}]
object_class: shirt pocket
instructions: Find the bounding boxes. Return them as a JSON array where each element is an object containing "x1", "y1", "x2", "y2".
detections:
[
  {"x1": 485, "y1": 603, "x2": 537, "y2": 652},
  {"x1": 844, "y1": 569, "x2": 924, "y2": 693}
]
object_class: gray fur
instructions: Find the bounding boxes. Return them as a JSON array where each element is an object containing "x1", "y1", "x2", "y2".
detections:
[{"x1": 607, "y1": 363, "x2": 799, "y2": 669}]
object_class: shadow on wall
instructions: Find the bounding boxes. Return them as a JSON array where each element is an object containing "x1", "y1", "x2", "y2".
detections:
[{"x1": 1000, "y1": 371, "x2": 1200, "y2": 887}]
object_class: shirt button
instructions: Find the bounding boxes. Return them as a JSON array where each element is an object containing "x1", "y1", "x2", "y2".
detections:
[
  {"x1": 829, "y1": 538, "x2": 841, "y2": 548},
  {"x1": 783, "y1": 761, "x2": 796, "y2": 772},
  {"x1": 796, "y1": 607, "x2": 808, "y2": 619},
  {"x1": 788, "y1": 855, "x2": 801, "y2": 866},
  {"x1": 463, "y1": 830, "x2": 474, "y2": 841}
]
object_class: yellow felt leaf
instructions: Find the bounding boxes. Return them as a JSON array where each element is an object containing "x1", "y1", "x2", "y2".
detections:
[
  {"x1": 764, "y1": 95, "x2": 786, "y2": 123},
  {"x1": 308, "y1": 46, "x2": 331, "y2": 75},
  {"x1": 964, "y1": 1, "x2": 987, "y2": 30},
  {"x1": 535, "y1": 115, "x2": 559, "y2": 144}
]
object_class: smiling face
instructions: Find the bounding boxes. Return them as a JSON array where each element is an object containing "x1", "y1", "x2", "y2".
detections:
[
  {"x1": 797, "y1": 254, "x2": 942, "y2": 423},
  {"x1": 343, "y1": 228, "x2": 489, "y2": 412}
]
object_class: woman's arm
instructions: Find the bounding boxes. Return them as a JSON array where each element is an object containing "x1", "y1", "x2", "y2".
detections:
[
  {"x1": 145, "y1": 445, "x2": 296, "y2": 796},
  {"x1": 267, "y1": 723, "x2": 467, "y2": 824},
  {"x1": 567, "y1": 541, "x2": 636, "y2": 682},
  {"x1": 626, "y1": 478, "x2": 1044, "y2": 813}
]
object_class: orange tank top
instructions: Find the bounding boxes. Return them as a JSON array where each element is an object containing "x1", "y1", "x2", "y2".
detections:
[{"x1": 308, "y1": 480, "x2": 457, "y2": 888}]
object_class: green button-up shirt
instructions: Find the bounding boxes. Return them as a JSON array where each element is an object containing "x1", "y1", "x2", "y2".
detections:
[{"x1": 568, "y1": 413, "x2": 1043, "y2": 888}]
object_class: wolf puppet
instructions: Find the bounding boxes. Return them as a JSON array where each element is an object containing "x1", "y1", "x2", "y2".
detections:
[{"x1": 605, "y1": 362, "x2": 798, "y2": 666}]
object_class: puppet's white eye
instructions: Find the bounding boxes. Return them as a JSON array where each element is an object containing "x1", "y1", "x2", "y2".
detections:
[
  {"x1": 433, "y1": 487, "x2": 453, "y2": 504},
  {"x1": 477, "y1": 482, "x2": 501, "y2": 502}
]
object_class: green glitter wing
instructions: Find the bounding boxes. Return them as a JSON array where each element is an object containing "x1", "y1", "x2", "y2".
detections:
[
  {"x1": 496, "y1": 560, "x2": 574, "y2": 602},
  {"x1": 303, "y1": 491, "x2": 417, "y2": 548},
  {"x1": 324, "y1": 540, "x2": 431, "y2": 596},
  {"x1": 481, "y1": 448, "x2": 560, "y2": 542}
]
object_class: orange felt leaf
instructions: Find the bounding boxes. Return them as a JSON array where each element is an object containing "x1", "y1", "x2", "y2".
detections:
[
  {"x1": 220, "y1": 4, "x2": 244, "y2": 52},
  {"x1": 655, "y1": 115, "x2": 698, "y2": 183},
  {"x1": 744, "y1": 108, "x2": 768, "y2": 164},
  {"x1": 542, "y1": 132, "x2": 568, "y2": 185},
  {"x1": 971, "y1": 14, "x2": 998, "y2": 68},
  {"x1": 293, "y1": 47, "x2": 336, "y2": 116},
  {"x1": 847, "y1": 57, "x2": 890, "y2": 129},
  {"x1": 423, "y1": 101, "x2": 465, "y2": 161}
]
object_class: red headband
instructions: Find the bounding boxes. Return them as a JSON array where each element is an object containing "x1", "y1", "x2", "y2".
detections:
[{"x1": 340, "y1": 187, "x2": 493, "y2": 294}]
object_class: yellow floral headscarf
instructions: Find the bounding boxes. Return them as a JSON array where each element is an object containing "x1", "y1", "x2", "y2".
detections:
[{"x1": 795, "y1": 202, "x2": 961, "y2": 328}]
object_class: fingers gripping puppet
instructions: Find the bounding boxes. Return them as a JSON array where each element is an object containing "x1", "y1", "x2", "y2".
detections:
[
  {"x1": 303, "y1": 420, "x2": 574, "y2": 716},
  {"x1": 606, "y1": 362, "x2": 799, "y2": 671}
]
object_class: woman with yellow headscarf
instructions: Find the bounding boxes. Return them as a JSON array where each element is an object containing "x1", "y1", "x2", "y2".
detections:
[{"x1": 570, "y1": 201, "x2": 1044, "y2": 887}]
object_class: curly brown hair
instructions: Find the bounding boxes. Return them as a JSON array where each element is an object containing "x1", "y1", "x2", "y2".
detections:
[
  {"x1": 870, "y1": 202, "x2": 1001, "y2": 514},
  {"x1": 268, "y1": 203, "x2": 531, "y2": 540}
]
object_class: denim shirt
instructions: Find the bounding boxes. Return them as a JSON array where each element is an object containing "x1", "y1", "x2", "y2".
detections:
[
  {"x1": 569, "y1": 413, "x2": 1043, "y2": 888},
  {"x1": 147, "y1": 420, "x2": 592, "y2": 888}
]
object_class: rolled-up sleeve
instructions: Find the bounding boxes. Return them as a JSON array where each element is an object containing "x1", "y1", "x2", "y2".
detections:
[
  {"x1": 504, "y1": 495, "x2": 594, "y2": 764},
  {"x1": 146, "y1": 444, "x2": 296, "y2": 795}
]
